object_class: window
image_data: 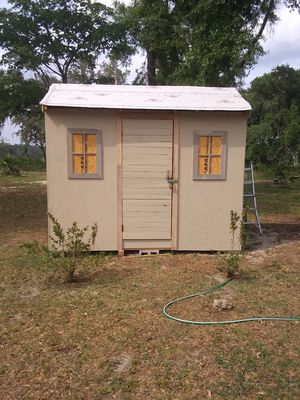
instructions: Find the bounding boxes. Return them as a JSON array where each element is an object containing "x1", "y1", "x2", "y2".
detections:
[
  {"x1": 68, "y1": 129, "x2": 102, "y2": 179},
  {"x1": 193, "y1": 131, "x2": 227, "y2": 179}
]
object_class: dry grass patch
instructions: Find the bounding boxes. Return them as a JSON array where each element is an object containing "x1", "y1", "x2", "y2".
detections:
[
  {"x1": 0, "y1": 248, "x2": 299, "y2": 399},
  {"x1": 0, "y1": 175, "x2": 299, "y2": 399},
  {"x1": 0, "y1": 184, "x2": 47, "y2": 245}
]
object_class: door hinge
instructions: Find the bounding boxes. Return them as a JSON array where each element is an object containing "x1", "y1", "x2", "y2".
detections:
[{"x1": 122, "y1": 224, "x2": 124, "y2": 232}]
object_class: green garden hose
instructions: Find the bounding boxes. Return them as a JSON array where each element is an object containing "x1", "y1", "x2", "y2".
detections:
[{"x1": 163, "y1": 278, "x2": 300, "y2": 325}]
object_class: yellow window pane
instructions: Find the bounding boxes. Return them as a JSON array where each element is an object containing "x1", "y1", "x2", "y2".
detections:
[
  {"x1": 72, "y1": 134, "x2": 83, "y2": 153},
  {"x1": 86, "y1": 134, "x2": 97, "y2": 154},
  {"x1": 198, "y1": 136, "x2": 209, "y2": 156},
  {"x1": 73, "y1": 155, "x2": 85, "y2": 174},
  {"x1": 86, "y1": 155, "x2": 97, "y2": 173},
  {"x1": 211, "y1": 136, "x2": 222, "y2": 155},
  {"x1": 210, "y1": 156, "x2": 221, "y2": 175},
  {"x1": 198, "y1": 156, "x2": 209, "y2": 174}
]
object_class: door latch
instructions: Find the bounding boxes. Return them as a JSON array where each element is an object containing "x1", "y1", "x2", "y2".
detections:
[{"x1": 166, "y1": 170, "x2": 178, "y2": 187}]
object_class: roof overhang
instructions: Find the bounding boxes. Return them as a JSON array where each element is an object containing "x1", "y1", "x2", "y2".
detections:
[{"x1": 40, "y1": 84, "x2": 252, "y2": 112}]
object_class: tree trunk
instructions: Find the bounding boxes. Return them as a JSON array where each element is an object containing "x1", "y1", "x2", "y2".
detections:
[
  {"x1": 62, "y1": 74, "x2": 68, "y2": 83},
  {"x1": 146, "y1": 50, "x2": 157, "y2": 85},
  {"x1": 38, "y1": 144, "x2": 46, "y2": 163}
]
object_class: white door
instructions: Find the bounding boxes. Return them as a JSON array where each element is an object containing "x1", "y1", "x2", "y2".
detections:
[{"x1": 122, "y1": 119, "x2": 173, "y2": 241}]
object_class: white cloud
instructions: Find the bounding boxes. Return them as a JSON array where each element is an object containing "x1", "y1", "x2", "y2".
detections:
[
  {"x1": 0, "y1": 0, "x2": 8, "y2": 8},
  {"x1": 246, "y1": 4, "x2": 300, "y2": 85}
]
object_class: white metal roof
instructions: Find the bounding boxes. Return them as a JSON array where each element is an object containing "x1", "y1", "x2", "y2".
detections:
[{"x1": 40, "y1": 84, "x2": 251, "y2": 112}]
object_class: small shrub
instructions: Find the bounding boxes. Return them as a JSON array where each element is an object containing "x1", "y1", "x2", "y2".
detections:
[
  {"x1": 240, "y1": 209, "x2": 248, "y2": 251},
  {"x1": 218, "y1": 210, "x2": 244, "y2": 278},
  {"x1": 22, "y1": 216, "x2": 99, "y2": 283},
  {"x1": 219, "y1": 252, "x2": 242, "y2": 278},
  {"x1": 229, "y1": 210, "x2": 240, "y2": 249},
  {"x1": 48, "y1": 213, "x2": 98, "y2": 282},
  {"x1": 0, "y1": 154, "x2": 21, "y2": 176}
]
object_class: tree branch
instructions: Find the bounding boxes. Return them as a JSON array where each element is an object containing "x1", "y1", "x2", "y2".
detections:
[
  {"x1": 240, "y1": 0, "x2": 276, "y2": 68},
  {"x1": 252, "y1": 0, "x2": 275, "y2": 49}
]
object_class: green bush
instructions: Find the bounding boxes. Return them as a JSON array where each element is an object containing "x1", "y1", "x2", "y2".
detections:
[
  {"x1": 0, "y1": 153, "x2": 45, "y2": 173},
  {"x1": 22, "y1": 215, "x2": 99, "y2": 283},
  {"x1": 0, "y1": 154, "x2": 21, "y2": 176},
  {"x1": 22, "y1": 240, "x2": 102, "y2": 284},
  {"x1": 17, "y1": 157, "x2": 45, "y2": 171},
  {"x1": 218, "y1": 211, "x2": 244, "y2": 278},
  {"x1": 48, "y1": 213, "x2": 98, "y2": 282},
  {"x1": 253, "y1": 163, "x2": 275, "y2": 180},
  {"x1": 254, "y1": 162, "x2": 299, "y2": 183}
]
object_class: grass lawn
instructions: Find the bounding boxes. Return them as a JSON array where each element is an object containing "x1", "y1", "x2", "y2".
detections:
[
  {"x1": 0, "y1": 173, "x2": 299, "y2": 399},
  {"x1": 0, "y1": 170, "x2": 46, "y2": 187},
  {"x1": 256, "y1": 177, "x2": 300, "y2": 218}
]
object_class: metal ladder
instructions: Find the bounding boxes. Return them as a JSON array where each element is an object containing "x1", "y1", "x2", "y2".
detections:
[{"x1": 243, "y1": 161, "x2": 262, "y2": 235}]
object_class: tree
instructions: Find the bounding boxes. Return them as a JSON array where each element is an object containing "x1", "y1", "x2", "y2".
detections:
[
  {"x1": 0, "y1": 0, "x2": 130, "y2": 84},
  {"x1": 0, "y1": 1, "x2": 134, "y2": 160},
  {"x1": 0, "y1": 70, "x2": 45, "y2": 123},
  {"x1": 283, "y1": 104, "x2": 300, "y2": 165},
  {"x1": 245, "y1": 65, "x2": 300, "y2": 168},
  {"x1": 0, "y1": 70, "x2": 47, "y2": 160},
  {"x1": 120, "y1": 0, "x2": 299, "y2": 86},
  {"x1": 116, "y1": 0, "x2": 179, "y2": 85},
  {"x1": 68, "y1": 58, "x2": 130, "y2": 85},
  {"x1": 14, "y1": 112, "x2": 46, "y2": 162}
]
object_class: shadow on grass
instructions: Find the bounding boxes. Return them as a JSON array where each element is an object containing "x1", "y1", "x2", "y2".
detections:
[
  {"x1": 72, "y1": 266, "x2": 137, "y2": 288},
  {"x1": 246, "y1": 222, "x2": 300, "y2": 251}
]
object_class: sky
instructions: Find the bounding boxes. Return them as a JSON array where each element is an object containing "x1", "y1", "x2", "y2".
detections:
[{"x1": 1, "y1": 0, "x2": 300, "y2": 143}]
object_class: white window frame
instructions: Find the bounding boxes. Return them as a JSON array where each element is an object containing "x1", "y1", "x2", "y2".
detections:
[
  {"x1": 193, "y1": 131, "x2": 227, "y2": 180},
  {"x1": 67, "y1": 128, "x2": 103, "y2": 179}
]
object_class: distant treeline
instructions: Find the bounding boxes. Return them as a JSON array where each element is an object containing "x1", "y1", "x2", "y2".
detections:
[
  {"x1": 0, "y1": 142, "x2": 45, "y2": 171},
  {"x1": 0, "y1": 142, "x2": 43, "y2": 159}
]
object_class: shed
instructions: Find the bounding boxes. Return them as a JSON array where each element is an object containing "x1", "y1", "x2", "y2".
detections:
[{"x1": 40, "y1": 84, "x2": 251, "y2": 253}]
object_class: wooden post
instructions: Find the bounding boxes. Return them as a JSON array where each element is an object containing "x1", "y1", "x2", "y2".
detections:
[
  {"x1": 171, "y1": 114, "x2": 179, "y2": 250},
  {"x1": 116, "y1": 115, "x2": 124, "y2": 255}
]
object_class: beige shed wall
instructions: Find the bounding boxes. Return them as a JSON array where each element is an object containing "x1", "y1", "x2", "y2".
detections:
[
  {"x1": 45, "y1": 108, "x2": 118, "y2": 250},
  {"x1": 45, "y1": 108, "x2": 247, "y2": 252},
  {"x1": 177, "y1": 112, "x2": 247, "y2": 251}
]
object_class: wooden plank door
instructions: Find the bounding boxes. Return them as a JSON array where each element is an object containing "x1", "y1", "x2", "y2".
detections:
[{"x1": 122, "y1": 118, "x2": 173, "y2": 241}]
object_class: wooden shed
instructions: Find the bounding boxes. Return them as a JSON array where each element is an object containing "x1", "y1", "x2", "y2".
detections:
[{"x1": 40, "y1": 84, "x2": 251, "y2": 253}]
